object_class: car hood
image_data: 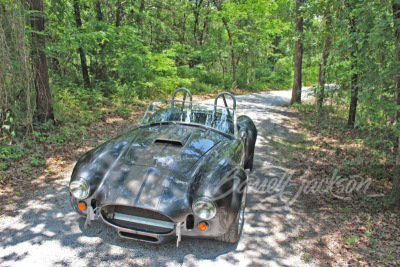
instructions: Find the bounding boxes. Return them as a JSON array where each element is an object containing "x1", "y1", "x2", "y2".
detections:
[
  {"x1": 95, "y1": 124, "x2": 231, "y2": 213},
  {"x1": 103, "y1": 166, "x2": 190, "y2": 212},
  {"x1": 125, "y1": 124, "x2": 226, "y2": 173}
]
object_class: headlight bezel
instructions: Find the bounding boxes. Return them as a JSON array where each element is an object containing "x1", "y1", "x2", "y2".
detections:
[
  {"x1": 69, "y1": 178, "x2": 90, "y2": 200},
  {"x1": 192, "y1": 197, "x2": 217, "y2": 220}
]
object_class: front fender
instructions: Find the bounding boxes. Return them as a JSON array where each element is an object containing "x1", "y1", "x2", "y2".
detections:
[
  {"x1": 190, "y1": 141, "x2": 247, "y2": 232},
  {"x1": 70, "y1": 128, "x2": 141, "y2": 197}
]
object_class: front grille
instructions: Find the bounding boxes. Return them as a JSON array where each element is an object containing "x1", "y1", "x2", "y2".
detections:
[{"x1": 101, "y1": 205, "x2": 174, "y2": 234}]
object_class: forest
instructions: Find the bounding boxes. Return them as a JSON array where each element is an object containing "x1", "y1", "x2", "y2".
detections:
[
  {"x1": 1, "y1": 0, "x2": 400, "y2": 265},
  {"x1": 1, "y1": 0, "x2": 400, "y2": 200}
]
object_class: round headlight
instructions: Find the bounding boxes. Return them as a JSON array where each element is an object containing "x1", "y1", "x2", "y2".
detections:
[
  {"x1": 192, "y1": 198, "x2": 216, "y2": 220},
  {"x1": 69, "y1": 179, "x2": 90, "y2": 200}
]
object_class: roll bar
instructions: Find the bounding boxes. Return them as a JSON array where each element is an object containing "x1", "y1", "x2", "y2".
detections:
[
  {"x1": 213, "y1": 92, "x2": 237, "y2": 138},
  {"x1": 214, "y1": 92, "x2": 236, "y2": 117},
  {"x1": 141, "y1": 89, "x2": 239, "y2": 138},
  {"x1": 171, "y1": 88, "x2": 192, "y2": 112}
]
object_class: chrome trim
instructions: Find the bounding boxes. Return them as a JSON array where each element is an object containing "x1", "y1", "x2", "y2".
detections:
[
  {"x1": 118, "y1": 231, "x2": 159, "y2": 243},
  {"x1": 69, "y1": 178, "x2": 90, "y2": 200},
  {"x1": 114, "y1": 212, "x2": 175, "y2": 229},
  {"x1": 214, "y1": 92, "x2": 238, "y2": 138},
  {"x1": 171, "y1": 88, "x2": 193, "y2": 111},
  {"x1": 192, "y1": 197, "x2": 217, "y2": 220}
]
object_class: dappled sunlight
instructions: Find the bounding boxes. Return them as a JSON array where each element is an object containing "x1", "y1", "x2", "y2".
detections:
[{"x1": 0, "y1": 91, "x2": 325, "y2": 266}]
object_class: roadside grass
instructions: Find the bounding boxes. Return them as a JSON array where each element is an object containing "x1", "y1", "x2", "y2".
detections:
[{"x1": 273, "y1": 102, "x2": 400, "y2": 266}]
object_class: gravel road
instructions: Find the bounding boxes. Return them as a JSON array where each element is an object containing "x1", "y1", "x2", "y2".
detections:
[{"x1": 0, "y1": 89, "x2": 315, "y2": 267}]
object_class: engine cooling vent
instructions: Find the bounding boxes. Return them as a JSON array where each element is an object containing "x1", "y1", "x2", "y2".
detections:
[{"x1": 101, "y1": 205, "x2": 174, "y2": 234}]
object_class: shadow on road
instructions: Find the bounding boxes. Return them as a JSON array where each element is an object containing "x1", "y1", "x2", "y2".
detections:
[{"x1": 0, "y1": 91, "x2": 334, "y2": 266}]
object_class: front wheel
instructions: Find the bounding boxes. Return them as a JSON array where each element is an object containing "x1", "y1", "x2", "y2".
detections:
[
  {"x1": 216, "y1": 187, "x2": 247, "y2": 243},
  {"x1": 244, "y1": 152, "x2": 254, "y2": 171}
]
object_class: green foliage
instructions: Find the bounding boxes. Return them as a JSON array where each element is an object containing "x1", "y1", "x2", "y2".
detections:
[
  {"x1": 48, "y1": 0, "x2": 293, "y2": 99},
  {"x1": 30, "y1": 152, "x2": 45, "y2": 167},
  {"x1": 313, "y1": 0, "x2": 399, "y2": 133},
  {"x1": 344, "y1": 234, "x2": 359, "y2": 246},
  {"x1": 2, "y1": 1, "x2": 400, "y2": 190},
  {"x1": 262, "y1": 56, "x2": 294, "y2": 89},
  {"x1": 0, "y1": 141, "x2": 28, "y2": 171},
  {"x1": 51, "y1": 83, "x2": 104, "y2": 125}
]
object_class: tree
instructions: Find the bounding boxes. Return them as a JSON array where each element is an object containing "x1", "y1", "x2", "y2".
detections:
[
  {"x1": 95, "y1": 0, "x2": 103, "y2": 22},
  {"x1": 30, "y1": 0, "x2": 54, "y2": 123},
  {"x1": 391, "y1": 0, "x2": 400, "y2": 207},
  {"x1": 347, "y1": 0, "x2": 359, "y2": 127},
  {"x1": 291, "y1": 0, "x2": 305, "y2": 105},
  {"x1": 213, "y1": 0, "x2": 237, "y2": 87},
  {"x1": 73, "y1": 0, "x2": 91, "y2": 88},
  {"x1": 316, "y1": 15, "x2": 332, "y2": 113},
  {"x1": 222, "y1": 18, "x2": 236, "y2": 87},
  {"x1": 136, "y1": 0, "x2": 145, "y2": 25},
  {"x1": 116, "y1": 1, "x2": 124, "y2": 27},
  {"x1": 93, "y1": 0, "x2": 108, "y2": 87}
]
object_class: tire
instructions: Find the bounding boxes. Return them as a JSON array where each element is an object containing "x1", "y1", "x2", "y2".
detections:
[
  {"x1": 216, "y1": 187, "x2": 247, "y2": 243},
  {"x1": 244, "y1": 152, "x2": 254, "y2": 171}
]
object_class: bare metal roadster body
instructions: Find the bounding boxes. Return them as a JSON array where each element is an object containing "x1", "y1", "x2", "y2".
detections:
[{"x1": 69, "y1": 89, "x2": 257, "y2": 245}]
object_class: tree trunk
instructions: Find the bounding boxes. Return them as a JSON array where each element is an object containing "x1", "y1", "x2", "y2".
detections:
[
  {"x1": 94, "y1": 0, "x2": 107, "y2": 84},
  {"x1": 95, "y1": 0, "x2": 103, "y2": 21},
  {"x1": 192, "y1": 0, "x2": 204, "y2": 45},
  {"x1": 219, "y1": 52, "x2": 225, "y2": 79},
  {"x1": 290, "y1": 0, "x2": 305, "y2": 105},
  {"x1": 347, "y1": 61, "x2": 358, "y2": 126},
  {"x1": 73, "y1": 0, "x2": 91, "y2": 88},
  {"x1": 245, "y1": 52, "x2": 249, "y2": 85},
  {"x1": 222, "y1": 18, "x2": 236, "y2": 88},
  {"x1": 51, "y1": 57, "x2": 61, "y2": 75},
  {"x1": 212, "y1": 0, "x2": 236, "y2": 87},
  {"x1": 316, "y1": 16, "x2": 332, "y2": 113},
  {"x1": 199, "y1": 10, "x2": 209, "y2": 46},
  {"x1": 116, "y1": 1, "x2": 123, "y2": 27},
  {"x1": 29, "y1": 0, "x2": 54, "y2": 123},
  {"x1": 194, "y1": 13, "x2": 198, "y2": 44},
  {"x1": 139, "y1": 0, "x2": 145, "y2": 13},
  {"x1": 347, "y1": 3, "x2": 358, "y2": 127},
  {"x1": 181, "y1": 14, "x2": 187, "y2": 45},
  {"x1": 252, "y1": 59, "x2": 256, "y2": 82},
  {"x1": 391, "y1": 1, "x2": 400, "y2": 207},
  {"x1": 136, "y1": 0, "x2": 145, "y2": 25},
  {"x1": 393, "y1": 138, "x2": 400, "y2": 207}
]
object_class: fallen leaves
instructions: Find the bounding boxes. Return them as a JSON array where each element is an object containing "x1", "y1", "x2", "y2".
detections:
[{"x1": 277, "y1": 106, "x2": 400, "y2": 266}]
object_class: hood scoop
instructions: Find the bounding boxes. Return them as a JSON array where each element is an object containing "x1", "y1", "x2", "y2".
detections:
[
  {"x1": 126, "y1": 125, "x2": 220, "y2": 173},
  {"x1": 154, "y1": 130, "x2": 192, "y2": 147},
  {"x1": 154, "y1": 139, "x2": 184, "y2": 146}
]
